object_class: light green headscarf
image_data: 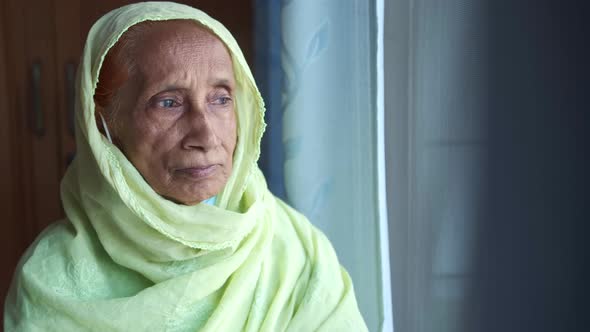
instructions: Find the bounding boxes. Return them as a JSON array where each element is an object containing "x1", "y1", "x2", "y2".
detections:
[{"x1": 4, "y1": 2, "x2": 367, "y2": 331}]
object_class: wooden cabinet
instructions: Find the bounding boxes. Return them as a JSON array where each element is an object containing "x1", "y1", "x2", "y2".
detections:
[{"x1": 0, "y1": 0, "x2": 253, "y2": 323}]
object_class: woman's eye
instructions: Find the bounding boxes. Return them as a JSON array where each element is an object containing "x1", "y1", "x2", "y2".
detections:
[
  {"x1": 212, "y1": 96, "x2": 232, "y2": 106},
  {"x1": 157, "y1": 99, "x2": 179, "y2": 108}
]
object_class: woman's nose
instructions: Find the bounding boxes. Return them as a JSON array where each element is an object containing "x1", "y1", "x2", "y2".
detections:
[{"x1": 181, "y1": 108, "x2": 219, "y2": 151}]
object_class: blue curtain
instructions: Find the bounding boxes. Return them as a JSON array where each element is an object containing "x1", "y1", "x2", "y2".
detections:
[{"x1": 254, "y1": 0, "x2": 287, "y2": 200}]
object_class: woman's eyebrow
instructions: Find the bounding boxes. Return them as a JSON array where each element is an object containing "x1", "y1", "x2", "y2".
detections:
[
  {"x1": 146, "y1": 78, "x2": 234, "y2": 95},
  {"x1": 149, "y1": 85, "x2": 185, "y2": 94},
  {"x1": 208, "y1": 78, "x2": 234, "y2": 89}
]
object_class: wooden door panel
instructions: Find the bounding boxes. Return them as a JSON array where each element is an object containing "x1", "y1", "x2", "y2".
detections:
[
  {"x1": 55, "y1": 0, "x2": 81, "y2": 175},
  {"x1": 0, "y1": 0, "x2": 23, "y2": 318},
  {"x1": 2, "y1": 0, "x2": 35, "y2": 263},
  {"x1": 21, "y1": 0, "x2": 62, "y2": 235},
  {"x1": 1, "y1": 0, "x2": 62, "y2": 270}
]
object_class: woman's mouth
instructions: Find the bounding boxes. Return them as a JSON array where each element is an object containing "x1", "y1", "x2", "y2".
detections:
[{"x1": 175, "y1": 164, "x2": 218, "y2": 178}]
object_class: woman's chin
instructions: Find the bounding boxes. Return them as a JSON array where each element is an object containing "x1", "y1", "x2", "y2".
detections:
[
  {"x1": 161, "y1": 194, "x2": 208, "y2": 206},
  {"x1": 161, "y1": 183, "x2": 220, "y2": 206},
  {"x1": 157, "y1": 171, "x2": 224, "y2": 204}
]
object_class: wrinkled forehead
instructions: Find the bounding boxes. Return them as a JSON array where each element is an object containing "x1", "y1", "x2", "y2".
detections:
[
  {"x1": 128, "y1": 20, "x2": 224, "y2": 52},
  {"x1": 121, "y1": 20, "x2": 234, "y2": 69},
  {"x1": 145, "y1": 20, "x2": 217, "y2": 41},
  {"x1": 125, "y1": 20, "x2": 236, "y2": 84}
]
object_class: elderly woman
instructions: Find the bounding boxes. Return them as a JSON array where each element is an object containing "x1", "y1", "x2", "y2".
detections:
[{"x1": 4, "y1": 2, "x2": 367, "y2": 331}]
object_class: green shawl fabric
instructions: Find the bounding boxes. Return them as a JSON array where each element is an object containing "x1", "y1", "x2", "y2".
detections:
[{"x1": 4, "y1": 2, "x2": 367, "y2": 331}]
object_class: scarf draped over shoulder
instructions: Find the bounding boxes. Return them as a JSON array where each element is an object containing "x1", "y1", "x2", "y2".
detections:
[{"x1": 4, "y1": 2, "x2": 367, "y2": 331}]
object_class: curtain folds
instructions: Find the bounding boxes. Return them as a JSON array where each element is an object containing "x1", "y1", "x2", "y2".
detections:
[
  {"x1": 279, "y1": 0, "x2": 385, "y2": 330},
  {"x1": 256, "y1": 1, "x2": 391, "y2": 330}
]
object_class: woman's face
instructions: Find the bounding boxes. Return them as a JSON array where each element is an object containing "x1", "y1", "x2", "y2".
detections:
[{"x1": 109, "y1": 21, "x2": 237, "y2": 205}]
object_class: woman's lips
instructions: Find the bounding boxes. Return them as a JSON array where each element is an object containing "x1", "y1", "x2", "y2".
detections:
[{"x1": 175, "y1": 164, "x2": 218, "y2": 178}]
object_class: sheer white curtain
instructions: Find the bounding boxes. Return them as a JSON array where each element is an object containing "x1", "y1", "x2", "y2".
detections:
[
  {"x1": 279, "y1": 0, "x2": 486, "y2": 330},
  {"x1": 280, "y1": 0, "x2": 392, "y2": 331},
  {"x1": 385, "y1": 0, "x2": 487, "y2": 331}
]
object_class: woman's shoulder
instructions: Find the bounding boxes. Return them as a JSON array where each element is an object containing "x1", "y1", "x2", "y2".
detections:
[
  {"x1": 17, "y1": 220, "x2": 76, "y2": 269},
  {"x1": 4, "y1": 220, "x2": 77, "y2": 330},
  {"x1": 8, "y1": 219, "x2": 83, "y2": 300},
  {"x1": 4, "y1": 218, "x2": 149, "y2": 331}
]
